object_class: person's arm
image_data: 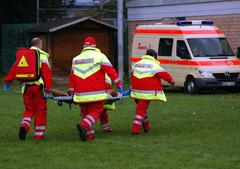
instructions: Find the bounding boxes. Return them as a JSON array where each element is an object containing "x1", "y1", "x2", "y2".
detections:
[
  {"x1": 68, "y1": 70, "x2": 75, "y2": 96},
  {"x1": 2, "y1": 63, "x2": 17, "y2": 92},
  {"x1": 4, "y1": 63, "x2": 17, "y2": 82},
  {"x1": 40, "y1": 56, "x2": 52, "y2": 92},
  {"x1": 155, "y1": 68, "x2": 175, "y2": 85},
  {"x1": 100, "y1": 54, "x2": 122, "y2": 94},
  {"x1": 101, "y1": 55, "x2": 122, "y2": 87}
]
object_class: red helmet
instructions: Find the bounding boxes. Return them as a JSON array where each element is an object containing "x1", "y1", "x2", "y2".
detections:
[{"x1": 84, "y1": 36, "x2": 96, "y2": 46}]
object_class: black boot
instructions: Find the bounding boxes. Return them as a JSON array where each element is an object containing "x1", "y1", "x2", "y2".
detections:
[
  {"x1": 19, "y1": 126, "x2": 27, "y2": 140},
  {"x1": 76, "y1": 124, "x2": 87, "y2": 142}
]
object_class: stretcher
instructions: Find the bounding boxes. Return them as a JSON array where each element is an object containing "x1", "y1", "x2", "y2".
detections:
[{"x1": 48, "y1": 89, "x2": 131, "y2": 109}]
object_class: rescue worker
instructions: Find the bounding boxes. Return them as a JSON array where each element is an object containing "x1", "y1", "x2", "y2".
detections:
[
  {"x1": 130, "y1": 49, "x2": 175, "y2": 135},
  {"x1": 68, "y1": 36, "x2": 122, "y2": 141},
  {"x1": 79, "y1": 74, "x2": 115, "y2": 133},
  {"x1": 3, "y1": 37, "x2": 52, "y2": 140},
  {"x1": 100, "y1": 74, "x2": 116, "y2": 132}
]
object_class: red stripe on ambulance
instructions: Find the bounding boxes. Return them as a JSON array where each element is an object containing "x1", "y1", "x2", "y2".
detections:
[
  {"x1": 131, "y1": 58, "x2": 240, "y2": 66},
  {"x1": 134, "y1": 29, "x2": 223, "y2": 35}
]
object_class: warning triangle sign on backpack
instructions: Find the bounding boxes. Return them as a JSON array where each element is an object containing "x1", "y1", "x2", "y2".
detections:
[
  {"x1": 15, "y1": 48, "x2": 40, "y2": 81},
  {"x1": 18, "y1": 56, "x2": 29, "y2": 67}
]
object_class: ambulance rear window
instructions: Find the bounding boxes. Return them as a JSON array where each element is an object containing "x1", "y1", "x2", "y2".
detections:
[
  {"x1": 158, "y1": 38, "x2": 173, "y2": 57},
  {"x1": 188, "y1": 38, "x2": 235, "y2": 57}
]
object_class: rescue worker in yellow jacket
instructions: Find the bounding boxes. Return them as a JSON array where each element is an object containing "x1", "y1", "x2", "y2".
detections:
[
  {"x1": 68, "y1": 36, "x2": 122, "y2": 141},
  {"x1": 99, "y1": 74, "x2": 116, "y2": 132},
  {"x1": 130, "y1": 49, "x2": 175, "y2": 135},
  {"x1": 3, "y1": 37, "x2": 52, "y2": 140}
]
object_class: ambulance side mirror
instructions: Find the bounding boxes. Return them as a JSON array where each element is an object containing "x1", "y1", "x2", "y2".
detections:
[{"x1": 237, "y1": 47, "x2": 240, "y2": 58}]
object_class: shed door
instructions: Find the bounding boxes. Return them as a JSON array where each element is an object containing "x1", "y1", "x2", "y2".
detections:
[{"x1": 52, "y1": 31, "x2": 113, "y2": 73}]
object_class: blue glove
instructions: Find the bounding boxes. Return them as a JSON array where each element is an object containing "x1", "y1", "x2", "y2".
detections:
[
  {"x1": 117, "y1": 85, "x2": 123, "y2": 95},
  {"x1": 44, "y1": 94, "x2": 53, "y2": 100},
  {"x1": 3, "y1": 84, "x2": 10, "y2": 92},
  {"x1": 122, "y1": 89, "x2": 131, "y2": 96}
]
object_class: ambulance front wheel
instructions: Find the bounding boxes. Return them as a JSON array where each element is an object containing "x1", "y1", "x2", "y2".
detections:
[{"x1": 184, "y1": 76, "x2": 199, "y2": 94}]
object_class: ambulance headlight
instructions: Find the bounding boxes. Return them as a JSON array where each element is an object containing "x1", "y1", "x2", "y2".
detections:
[{"x1": 199, "y1": 71, "x2": 214, "y2": 78}]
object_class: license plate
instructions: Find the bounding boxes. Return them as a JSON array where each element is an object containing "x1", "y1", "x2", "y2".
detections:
[{"x1": 221, "y1": 82, "x2": 235, "y2": 86}]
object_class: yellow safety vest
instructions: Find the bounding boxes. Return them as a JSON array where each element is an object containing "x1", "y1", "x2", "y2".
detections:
[
  {"x1": 104, "y1": 102, "x2": 116, "y2": 110},
  {"x1": 21, "y1": 47, "x2": 50, "y2": 93},
  {"x1": 131, "y1": 55, "x2": 167, "y2": 102},
  {"x1": 105, "y1": 74, "x2": 112, "y2": 86},
  {"x1": 72, "y1": 47, "x2": 112, "y2": 103},
  {"x1": 104, "y1": 74, "x2": 116, "y2": 110}
]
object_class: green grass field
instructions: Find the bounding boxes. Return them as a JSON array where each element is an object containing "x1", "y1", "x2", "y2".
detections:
[{"x1": 0, "y1": 84, "x2": 240, "y2": 169}]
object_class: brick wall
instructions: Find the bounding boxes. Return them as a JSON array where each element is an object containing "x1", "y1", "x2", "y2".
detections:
[{"x1": 128, "y1": 14, "x2": 240, "y2": 59}]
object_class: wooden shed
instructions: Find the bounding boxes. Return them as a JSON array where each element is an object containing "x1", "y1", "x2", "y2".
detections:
[{"x1": 26, "y1": 17, "x2": 117, "y2": 77}]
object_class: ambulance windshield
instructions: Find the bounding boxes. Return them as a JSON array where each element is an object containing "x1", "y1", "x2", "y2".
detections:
[{"x1": 187, "y1": 38, "x2": 235, "y2": 58}]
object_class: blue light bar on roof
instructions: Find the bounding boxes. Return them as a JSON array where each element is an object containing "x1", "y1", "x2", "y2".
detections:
[
  {"x1": 201, "y1": 20, "x2": 214, "y2": 25},
  {"x1": 177, "y1": 20, "x2": 214, "y2": 26}
]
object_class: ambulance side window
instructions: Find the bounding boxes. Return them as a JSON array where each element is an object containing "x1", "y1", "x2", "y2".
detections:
[
  {"x1": 158, "y1": 38, "x2": 173, "y2": 57},
  {"x1": 177, "y1": 40, "x2": 191, "y2": 59}
]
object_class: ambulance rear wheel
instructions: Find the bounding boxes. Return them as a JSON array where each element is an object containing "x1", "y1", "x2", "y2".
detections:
[{"x1": 184, "y1": 77, "x2": 199, "y2": 94}]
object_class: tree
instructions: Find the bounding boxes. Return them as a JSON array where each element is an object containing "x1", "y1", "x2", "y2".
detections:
[
  {"x1": 39, "y1": 0, "x2": 76, "y2": 22},
  {"x1": 0, "y1": 0, "x2": 76, "y2": 24},
  {"x1": 0, "y1": 0, "x2": 36, "y2": 24}
]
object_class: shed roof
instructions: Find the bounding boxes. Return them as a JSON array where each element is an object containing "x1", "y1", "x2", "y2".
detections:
[{"x1": 26, "y1": 16, "x2": 117, "y2": 33}]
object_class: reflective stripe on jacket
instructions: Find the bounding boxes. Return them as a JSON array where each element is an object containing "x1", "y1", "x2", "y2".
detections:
[
  {"x1": 132, "y1": 55, "x2": 165, "y2": 79},
  {"x1": 131, "y1": 89, "x2": 166, "y2": 101},
  {"x1": 105, "y1": 74, "x2": 112, "y2": 90},
  {"x1": 72, "y1": 47, "x2": 110, "y2": 79},
  {"x1": 70, "y1": 47, "x2": 122, "y2": 103},
  {"x1": 131, "y1": 55, "x2": 170, "y2": 102},
  {"x1": 74, "y1": 90, "x2": 108, "y2": 103}
]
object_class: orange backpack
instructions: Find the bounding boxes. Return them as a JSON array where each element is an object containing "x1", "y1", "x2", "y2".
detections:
[{"x1": 15, "y1": 48, "x2": 40, "y2": 81}]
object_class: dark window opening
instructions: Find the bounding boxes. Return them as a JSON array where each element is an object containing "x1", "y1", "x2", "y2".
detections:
[
  {"x1": 177, "y1": 40, "x2": 191, "y2": 59},
  {"x1": 158, "y1": 38, "x2": 173, "y2": 57}
]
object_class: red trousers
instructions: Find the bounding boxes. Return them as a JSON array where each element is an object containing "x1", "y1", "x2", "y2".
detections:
[
  {"x1": 99, "y1": 109, "x2": 110, "y2": 129},
  {"x1": 131, "y1": 100, "x2": 150, "y2": 133},
  {"x1": 79, "y1": 101, "x2": 104, "y2": 139},
  {"x1": 81, "y1": 107, "x2": 111, "y2": 133},
  {"x1": 20, "y1": 85, "x2": 47, "y2": 140}
]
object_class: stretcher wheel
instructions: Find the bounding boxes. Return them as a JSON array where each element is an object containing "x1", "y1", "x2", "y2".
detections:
[{"x1": 58, "y1": 101, "x2": 63, "y2": 106}]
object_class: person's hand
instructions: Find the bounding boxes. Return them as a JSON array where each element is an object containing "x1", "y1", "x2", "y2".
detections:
[
  {"x1": 117, "y1": 85, "x2": 123, "y2": 95},
  {"x1": 2, "y1": 83, "x2": 10, "y2": 92},
  {"x1": 45, "y1": 88, "x2": 52, "y2": 94},
  {"x1": 68, "y1": 90, "x2": 74, "y2": 96},
  {"x1": 170, "y1": 80, "x2": 175, "y2": 86},
  {"x1": 44, "y1": 88, "x2": 53, "y2": 99},
  {"x1": 107, "y1": 89, "x2": 118, "y2": 97},
  {"x1": 43, "y1": 93, "x2": 53, "y2": 100},
  {"x1": 122, "y1": 89, "x2": 131, "y2": 96}
]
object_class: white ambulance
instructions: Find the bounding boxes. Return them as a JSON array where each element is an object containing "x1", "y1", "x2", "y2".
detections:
[{"x1": 131, "y1": 20, "x2": 240, "y2": 93}]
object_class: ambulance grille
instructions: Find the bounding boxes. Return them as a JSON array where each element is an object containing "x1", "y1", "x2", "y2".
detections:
[{"x1": 213, "y1": 73, "x2": 239, "y2": 82}]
